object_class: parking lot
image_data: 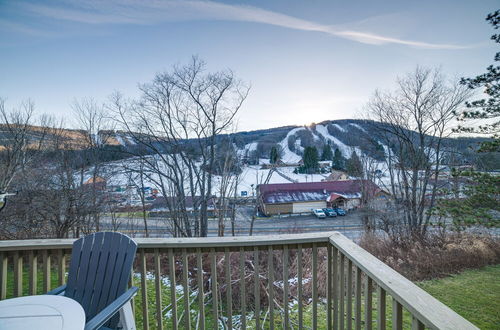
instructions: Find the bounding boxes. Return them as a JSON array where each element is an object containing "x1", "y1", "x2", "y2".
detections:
[{"x1": 228, "y1": 206, "x2": 365, "y2": 238}]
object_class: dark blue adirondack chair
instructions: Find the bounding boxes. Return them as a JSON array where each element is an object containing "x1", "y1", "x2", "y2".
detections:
[{"x1": 47, "y1": 232, "x2": 139, "y2": 330}]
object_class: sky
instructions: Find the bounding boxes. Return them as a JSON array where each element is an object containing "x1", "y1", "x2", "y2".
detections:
[{"x1": 0, "y1": 0, "x2": 498, "y2": 131}]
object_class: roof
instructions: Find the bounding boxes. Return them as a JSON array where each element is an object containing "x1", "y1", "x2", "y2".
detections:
[
  {"x1": 84, "y1": 176, "x2": 106, "y2": 185},
  {"x1": 259, "y1": 180, "x2": 382, "y2": 204},
  {"x1": 326, "y1": 193, "x2": 346, "y2": 202},
  {"x1": 324, "y1": 170, "x2": 349, "y2": 181}
]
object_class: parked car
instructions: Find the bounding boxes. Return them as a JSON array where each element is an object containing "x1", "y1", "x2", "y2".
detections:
[
  {"x1": 333, "y1": 207, "x2": 346, "y2": 216},
  {"x1": 322, "y1": 208, "x2": 337, "y2": 217},
  {"x1": 312, "y1": 208, "x2": 326, "y2": 219}
]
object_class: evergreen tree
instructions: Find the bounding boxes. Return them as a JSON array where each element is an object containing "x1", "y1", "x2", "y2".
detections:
[
  {"x1": 434, "y1": 11, "x2": 500, "y2": 230},
  {"x1": 269, "y1": 146, "x2": 279, "y2": 164},
  {"x1": 434, "y1": 170, "x2": 500, "y2": 229},
  {"x1": 321, "y1": 145, "x2": 333, "y2": 161},
  {"x1": 302, "y1": 146, "x2": 319, "y2": 173},
  {"x1": 458, "y1": 10, "x2": 499, "y2": 152},
  {"x1": 346, "y1": 151, "x2": 363, "y2": 177},
  {"x1": 332, "y1": 148, "x2": 346, "y2": 170}
]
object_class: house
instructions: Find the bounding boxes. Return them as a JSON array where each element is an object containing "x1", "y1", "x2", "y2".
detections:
[
  {"x1": 258, "y1": 180, "x2": 388, "y2": 216},
  {"x1": 83, "y1": 176, "x2": 107, "y2": 190},
  {"x1": 323, "y1": 169, "x2": 349, "y2": 181}
]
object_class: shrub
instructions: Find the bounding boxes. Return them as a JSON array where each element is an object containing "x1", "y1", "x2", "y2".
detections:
[{"x1": 359, "y1": 232, "x2": 500, "y2": 281}]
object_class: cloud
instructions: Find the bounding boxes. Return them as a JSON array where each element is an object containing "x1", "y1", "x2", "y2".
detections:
[
  {"x1": 15, "y1": 0, "x2": 468, "y2": 49},
  {"x1": 0, "y1": 18, "x2": 57, "y2": 37}
]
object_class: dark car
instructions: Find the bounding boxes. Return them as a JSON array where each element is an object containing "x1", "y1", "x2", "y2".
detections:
[
  {"x1": 333, "y1": 207, "x2": 346, "y2": 216},
  {"x1": 322, "y1": 208, "x2": 337, "y2": 217}
]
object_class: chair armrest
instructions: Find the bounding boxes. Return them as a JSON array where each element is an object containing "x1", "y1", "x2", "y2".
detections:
[
  {"x1": 84, "y1": 286, "x2": 138, "y2": 330},
  {"x1": 46, "y1": 284, "x2": 67, "y2": 295}
]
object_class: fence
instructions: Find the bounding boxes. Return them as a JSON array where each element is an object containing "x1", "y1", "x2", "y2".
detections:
[{"x1": 0, "y1": 232, "x2": 478, "y2": 329}]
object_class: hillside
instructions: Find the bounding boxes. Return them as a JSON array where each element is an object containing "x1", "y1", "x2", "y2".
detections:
[
  {"x1": 225, "y1": 119, "x2": 495, "y2": 169},
  {"x1": 0, "y1": 119, "x2": 496, "y2": 169}
]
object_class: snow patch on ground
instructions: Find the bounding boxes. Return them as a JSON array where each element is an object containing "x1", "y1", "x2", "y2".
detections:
[
  {"x1": 237, "y1": 141, "x2": 258, "y2": 157},
  {"x1": 315, "y1": 124, "x2": 360, "y2": 158},
  {"x1": 349, "y1": 123, "x2": 367, "y2": 133},
  {"x1": 331, "y1": 123, "x2": 346, "y2": 132},
  {"x1": 278, "y1": 127, "x2": 304, "y2": 163}
]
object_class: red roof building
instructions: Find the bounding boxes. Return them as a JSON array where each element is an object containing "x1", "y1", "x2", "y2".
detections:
[{"x1": 258, "y1": 180, "x2": 388, "y2": 216}]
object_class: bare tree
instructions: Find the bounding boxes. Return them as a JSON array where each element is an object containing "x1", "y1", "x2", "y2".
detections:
[
  {"x1": 72, "y1": 97, "x2": 113, "y2": 232},
  {"x1": 0, "y1": 119, "x2": 96, "y2": 239},
  {"x1": 367, "y1": 67, "x2": 472, "y2": 237},
  {"x1": 0, "y1": 99, "x2": 37, "y2": 195},
  {"x1": 214, "y1": 138, "x2": 242, "y2": 236},
  {"x1": 110, "y1": 57, "x2": 249, "y2": 237}
]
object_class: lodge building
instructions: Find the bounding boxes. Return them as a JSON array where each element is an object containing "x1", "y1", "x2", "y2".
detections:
[{"x1": 257, "y1": 180, "x2": 389, "y2": 216}]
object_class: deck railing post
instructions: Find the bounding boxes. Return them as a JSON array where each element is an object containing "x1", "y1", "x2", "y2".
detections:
[
  {"x1": 327, "y1": 244, "x2": 333, "y2": 330},
  {"x1": 283, "y1": 245, "x2": 290, "y2": 329},
  {"x1": 57, "y1": 250, "x2": 66, "y2": 286},
  {"x1": 312, "y1": 243, "x2": 318, "y2": 330},
  {"x1": 139, "y1": 249, "x2": 149, "y2": 330},
  {"x1": 154, "y1": 249, "x2": 163, "y2": 330},
  {"x1": 239, "y1": 247, "x2": 246, "y2": 329},
  {"x1": 332, "y1": 246, "x2": 339, "y2": 329},
  {"x1": 210, "y1": 248, "x2": 219, "y2": 328},
  {"x1": 377, "y1": 286, "x2": 386, "y2": 330},
  {"x1": 0, "y1": 253, "x2": 7, "y2": 299},
  {"x1": 355, "y1": 267, "x2": 362, "y2": 330},
  {"x1": 297, "y1": 244, "x2": 303, "y2": 329},
  {"x1": 13, "y1": 251, "x2": 23, "y2": 297},
  {"x1": 181, "y1": 249, "x2": 190, "y2": 330},
  {"x1": 347, "y1": 259, "x2": 353, "y2": 330},
  {"x1": 412, "y1": 316, "x2": 425, "y2": 330},
  {"x1": 365, "y1": 277, "x2": 373, "y2": 330},
  {"x1": 29, "y1": 251, "x2": 37, "y2": 295},
  {"x1": 225, "y1": 249, "x2": 233, "y2": 330},
  {"x1": 339, "y1": 253, "x2": 345, "y2": 330},
  {"x1": 42, "y1": 250, "x2": 51, "y2": 293},
  {"x1": 168, "y1": 249, "x2": 178, "y2": 330},
  {"x1": 196, "y1": 248, "x2": 205, "y2": 330},
  {"x1": 268, "y1": 246, "x2": 274, "y2": 330}
]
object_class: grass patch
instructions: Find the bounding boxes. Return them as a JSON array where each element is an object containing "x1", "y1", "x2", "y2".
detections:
[{"x1": 417, "y1": 264, "x2": 500, "y2": 329}]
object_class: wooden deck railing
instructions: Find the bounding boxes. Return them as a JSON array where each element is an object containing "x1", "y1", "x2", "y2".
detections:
[{"x1": 0, "y1": 232, "x2": 478, "y2": 329}]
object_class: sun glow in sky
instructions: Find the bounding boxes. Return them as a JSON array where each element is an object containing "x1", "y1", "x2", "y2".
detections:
[{"x1": 0, "y1": 0, "x2": 497, "y2": 131}]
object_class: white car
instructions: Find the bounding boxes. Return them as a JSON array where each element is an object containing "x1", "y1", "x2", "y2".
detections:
[{"x1": 312, "y1": 208, "x2": 326, "y2": 219}]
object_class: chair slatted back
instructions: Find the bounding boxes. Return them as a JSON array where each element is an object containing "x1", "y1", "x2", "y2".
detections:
[{"x1": 65, "y1": 232, "x2": 137, "y2": 328}]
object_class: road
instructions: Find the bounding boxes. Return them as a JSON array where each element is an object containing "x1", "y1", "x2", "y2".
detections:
[{"x1": 101, "y1": 207, "x2": 366, "y2": 239}]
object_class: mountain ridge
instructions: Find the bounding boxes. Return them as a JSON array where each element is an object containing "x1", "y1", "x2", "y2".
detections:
[{"x1": 1, "y1": 119, "x2": 496, "y2": 169}]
